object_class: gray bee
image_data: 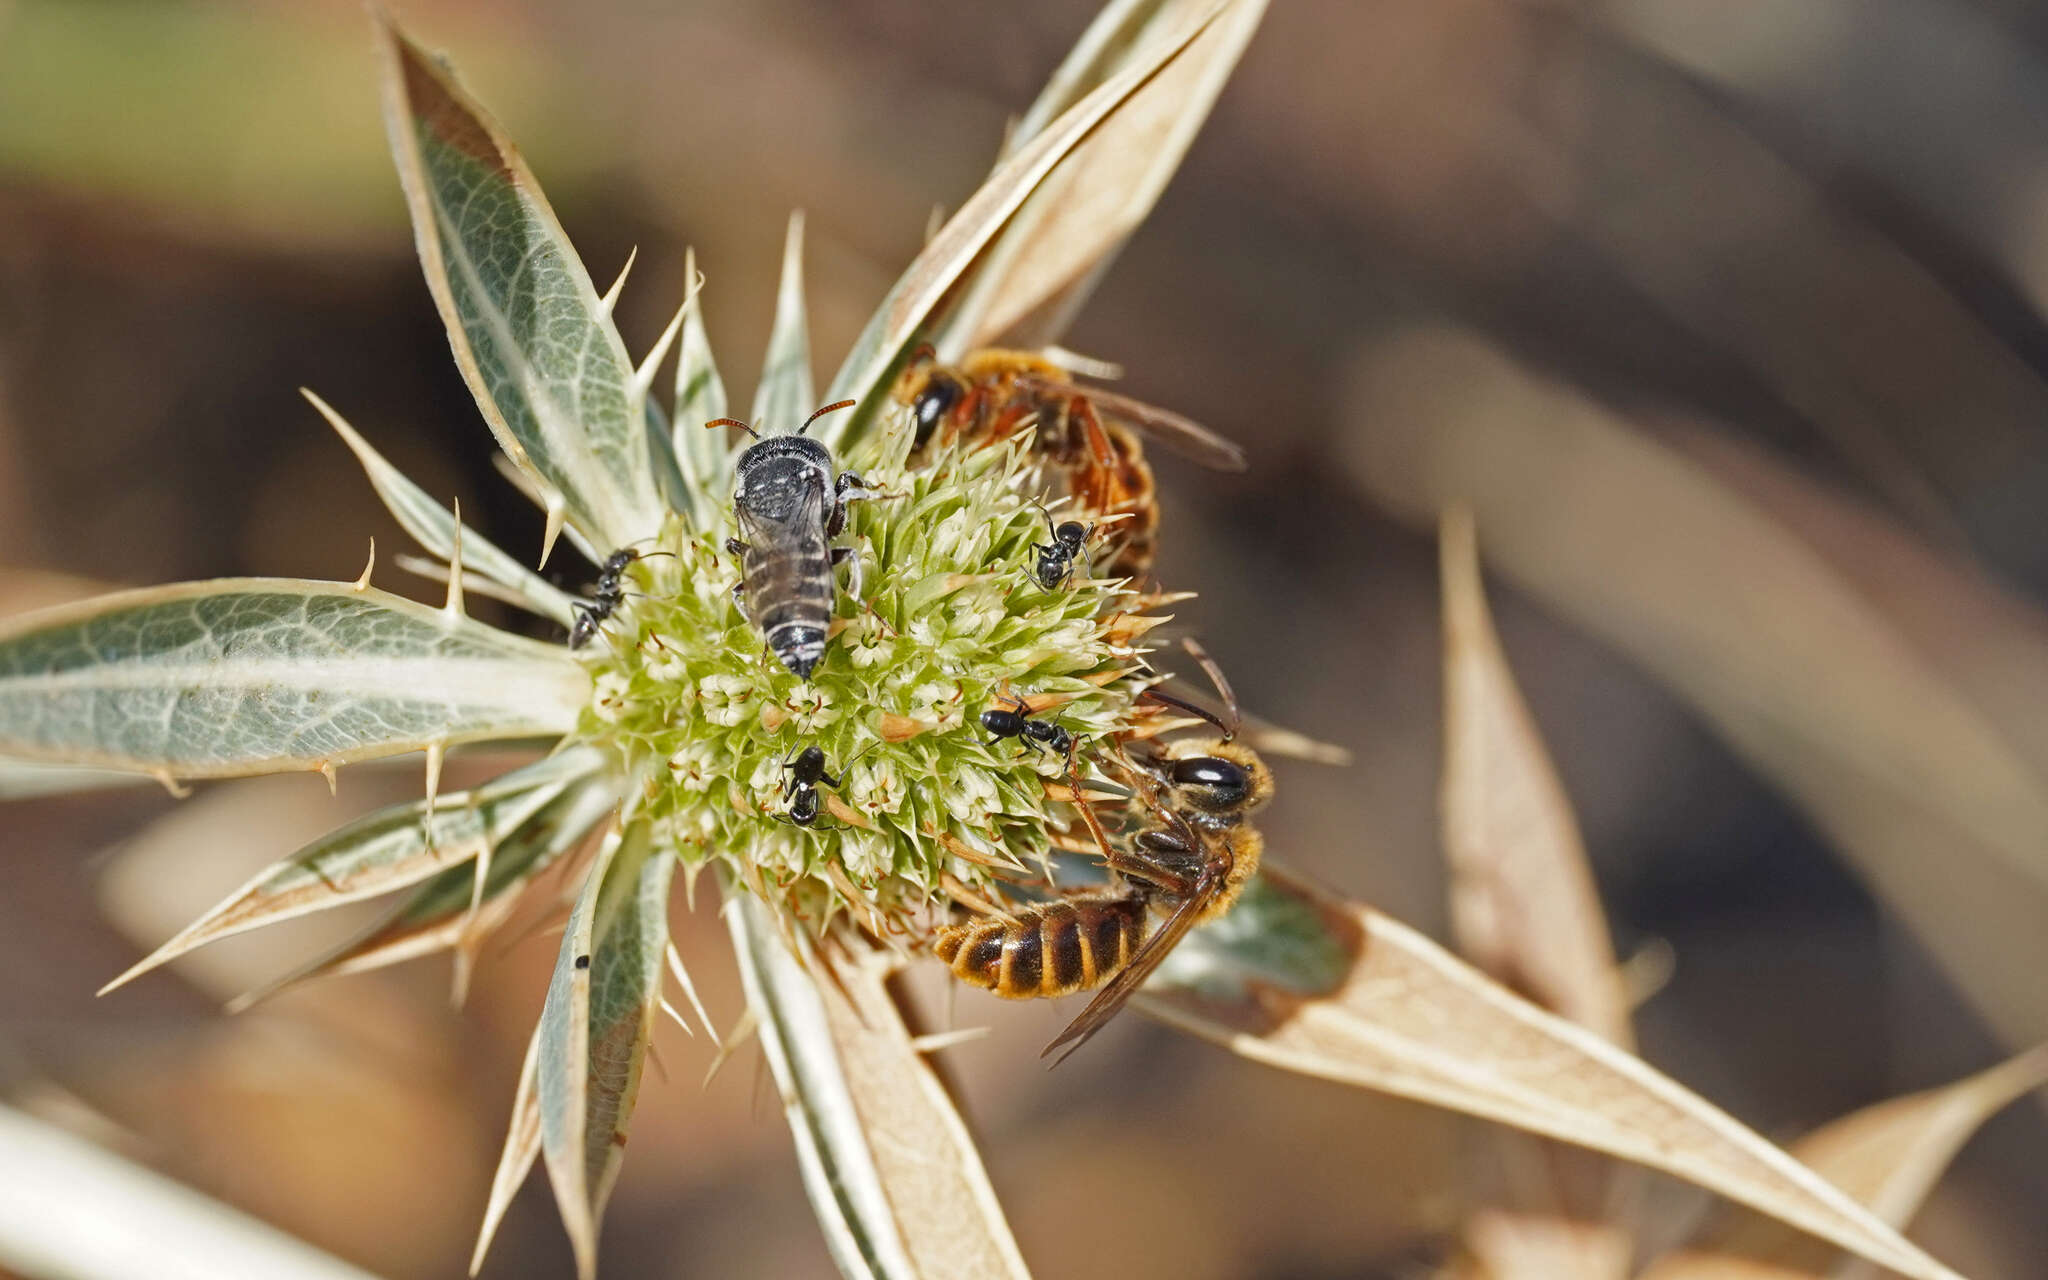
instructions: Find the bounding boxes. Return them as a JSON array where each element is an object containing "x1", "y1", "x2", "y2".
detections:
[{"x1": 708, "y1": 399, "x2": 879, "y2": 678}]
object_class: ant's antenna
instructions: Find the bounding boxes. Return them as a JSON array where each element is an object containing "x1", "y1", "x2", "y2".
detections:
[
  {"x1": 799, "y1": 399, "x2": 856, "y2": 436},
  {"x1": 704, "y1": 416, "x2": 761, "y2": 441}
]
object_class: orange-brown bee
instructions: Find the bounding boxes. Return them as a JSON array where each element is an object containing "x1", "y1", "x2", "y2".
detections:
[
  {"x1": 932, "y1": 736, "x2": 1273, "y2": 1061},
  {"x1": 892, "y1": 348, "x2": 1246, "y2": 582},
  {"x1": 933, "y1": 894, "x2": 1147, "y2": 1000}
]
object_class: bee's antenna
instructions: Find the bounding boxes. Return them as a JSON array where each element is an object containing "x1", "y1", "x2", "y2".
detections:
[
  {"x1": 798, "y1": 399, "x2": 857, "y2": 436},
  {"x1": 1181, "y1": 638, "x2": 1240, "y2": 738},
  {"x1": 705, "y1": 416, "x2": 760, "y2": 441}
]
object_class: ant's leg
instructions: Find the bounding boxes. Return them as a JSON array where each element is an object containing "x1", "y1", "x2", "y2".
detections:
[{"x1": 1037, "y1": 502, "x2": 1062, "y2": 545}]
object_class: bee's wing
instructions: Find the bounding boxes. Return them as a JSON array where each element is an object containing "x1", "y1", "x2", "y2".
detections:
[
  {"x1": 735, "y1": 469, "x2": 830, "y2": 547},
  {"x1": 1041, "y1": 870, "x2": 1221, "y2": 1065},
  {"x1": 1017, "y1": 373, "x2": 1248, "y2": 473}
]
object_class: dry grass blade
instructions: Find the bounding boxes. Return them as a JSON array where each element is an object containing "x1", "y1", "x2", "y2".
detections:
[
  {"x1": 1342, "y1": 328, "x2": 2048, "y2": 1047},
  {"x1": 819, "y1": 1, "x2": 1228, "y2": 445},
  {"x1": 1439, "y1": 506, "x2": 1632, "y2": 1046},
  {"x1": 1438, "y1": 507, "x2": 1635, "y2": 1280},
  {"x1": 1642, "y1": 1044, "x2": 2048, "y2": 1280},
  {"x1": 471, "y1": 1025, "x2": 544, "y2": 1275},
  {"x1": 0, "y1": 1103, "x2": 381, "y2": 1280},
  {"x1": 931, "y1": 0, "x2": 1267, "y2": 353},
  {"x1": 1140, "y1": 866, "x2": 1969, "y2": 1280}
]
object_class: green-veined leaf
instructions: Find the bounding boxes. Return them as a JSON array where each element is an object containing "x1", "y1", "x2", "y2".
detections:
[
  {"x1": 671, "y1": 246, "x2": 732, "y2": 523},
  {"x1": 536, "y1": 819, "x2": 671, "y2": 1280},
  {"x1": 931, "y1": 0, "x2": 1267, "y2": 354},
  {"x1": 0, "y1": 579, "x2": 588, "y2": 777},
  {"x1": 223, "y1": 765, "x2": 622, "y2": 1012},
  {"x1": 101, "y1": 746, "x2": 606, "y2": 993},
  {"x1": 819, "y1": 1, "x2": 1229, "y2": 448},
  {"x1": 642, "y1": 394, "x2": 692, "y2": 517},
  {"x1": 729, "y1": 896, "x2": 1032, "y2": 1280},
  {"x1": 491, "y1": 452, "x2": 605, "y2": 566},
  {"x1": 752, "y1": 212, "x2": 817, "y2": 435},
  {"x1": 304, "y1": 388, "x2": 581, "y2": 625},
  {"x1": 1642, "y1": 1044, "x2": 2048, "y2": 1280},
  {"x1": 1144, "y1": 868, "x2": 1968, "y2": 1280},
  {"x1": 373, "y1": 14, "x2": 666, "y2": 556}
]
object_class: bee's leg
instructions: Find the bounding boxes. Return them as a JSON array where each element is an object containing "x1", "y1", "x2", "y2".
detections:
[
  {"x1": 830, "y1": 542, "x2": 863, "y2": 602},
  {"x1": 1104, "y1": 833, "x2": 1203, "y2": 900}
]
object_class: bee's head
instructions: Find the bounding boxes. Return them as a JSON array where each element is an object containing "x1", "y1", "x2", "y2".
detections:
[
  {"x1": 909, "y1": 371, "x2": 967, "y2": 449},
  {"x1": 1163, "y1": 740, "x2": 1273, "y2": 817}
]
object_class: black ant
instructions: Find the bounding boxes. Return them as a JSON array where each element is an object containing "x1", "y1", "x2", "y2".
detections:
[
  {"x1": 569, "y1": 544, "x2": 672, "y2": 649},
  {"x1": 776, "y1": 742, "x2": 875, "y2": 828},
  {"x1": 980, "y1": 692, "x2": 1076, "y2": 757},
  {"x1": 1028, "y1": 506, "x2": 1092, "y2": 591}
]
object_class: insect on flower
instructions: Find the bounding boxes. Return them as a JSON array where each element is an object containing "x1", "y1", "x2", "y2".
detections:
[
  {"x1": 775, "y1": 741, "x2": 873, "y2": 828},
  {"x1": 980, "y1": 690, "x2": 1077, "y2": 757},
  {"x1": 1029, "y1": 507, "x2": 1093, "y2": 591},
  {"x1": 568, "y1": 544, "x2": 673, "y2": 649},
  {"x1": 893, "y1": 347, "x2": 1248, "y2": 581},
  {"x1": 933, "y1": 733, "x2": 1274, "y2": 1062},
  {"x1": 712, "y1": 399, "x2": 883, "y2": 678}
]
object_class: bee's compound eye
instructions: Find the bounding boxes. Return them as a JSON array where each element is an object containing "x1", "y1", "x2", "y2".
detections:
[
  {"x1": 1170, "y1": 757, "x2": 1249, "y2": 811},
  {"x1": 912, "y1": 380, "x2": 960, "y2": 444}
]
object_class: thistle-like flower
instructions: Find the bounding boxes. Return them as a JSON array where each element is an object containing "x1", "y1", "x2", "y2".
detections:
[
  {"x1": 0, "y1": 7, "x2": 1989, "y2": 1280},
  {"x1": 0, "y1": 7, "x2": 1257, "y2": 1275}
]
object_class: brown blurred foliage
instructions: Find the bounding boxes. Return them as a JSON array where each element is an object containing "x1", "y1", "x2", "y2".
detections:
[{"x1": 3, "y1": 1, "x2": 2046, "y2": 1276}]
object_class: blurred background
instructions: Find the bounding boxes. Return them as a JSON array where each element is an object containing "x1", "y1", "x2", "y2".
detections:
[{"x1": 3, "y1": 0, "x2": 2047, "y2": 1276}]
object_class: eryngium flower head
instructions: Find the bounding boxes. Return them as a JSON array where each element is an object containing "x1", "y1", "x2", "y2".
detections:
[{"x1": 585, "y1": 422, "x2": 1169, "y2": 933}]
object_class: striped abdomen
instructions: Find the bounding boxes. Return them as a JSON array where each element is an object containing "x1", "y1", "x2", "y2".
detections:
[
  {"x1": 933, "y1": 895, "x2": 1148, "y2": 999},
  {"x1": 1080, "y1": 422, "x2": 1157, "y2": 582},
  {"x1": 742, "y1": 529, "x2": 834, "y2": 678}
]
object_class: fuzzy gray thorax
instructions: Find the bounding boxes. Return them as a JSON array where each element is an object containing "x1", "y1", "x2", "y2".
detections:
[{"x1": 735, "y1": 436, "x2": 835, "y2": 522}]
